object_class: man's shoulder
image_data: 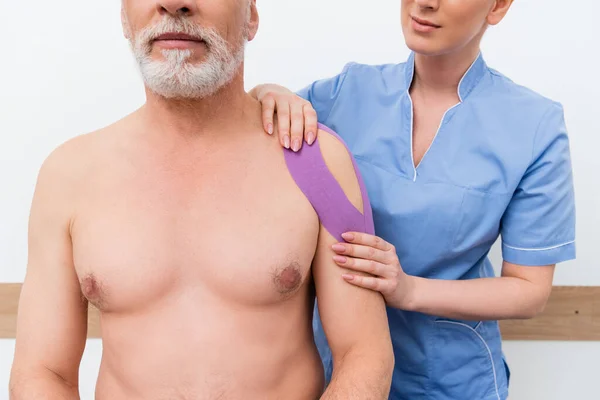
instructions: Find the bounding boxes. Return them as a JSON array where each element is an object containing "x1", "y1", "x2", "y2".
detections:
[
  {"x1": 283, "y1": 124, "x2": 374, "y2": 241},
  {"x1": 314, "y1": 125, "x2": 363, "y2": 213},
  {"x1": 38, "y1": 114, "x2": 132, "y2": 188},
  {"x1": 38, "y1": 133, "x2": 93, "y2": 188}
]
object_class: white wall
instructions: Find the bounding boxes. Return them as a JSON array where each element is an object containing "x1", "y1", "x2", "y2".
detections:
[{"x1": 1, "y1": 1, "x2": 598, "y2": 398}]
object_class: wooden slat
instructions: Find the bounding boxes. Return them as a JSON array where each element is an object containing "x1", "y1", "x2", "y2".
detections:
[
  {"x1": 500, "y1": 286, "x2": 600, "y2": 340},
  {"x1": 1, "y1": 284, "x2": 599, "y2": 340},
  {"x1": 87, "y1": 304, "x2": 101, "y2": 338},
  {"x1": 0, "y1": 283, "x2": 21, "y2": 339}
]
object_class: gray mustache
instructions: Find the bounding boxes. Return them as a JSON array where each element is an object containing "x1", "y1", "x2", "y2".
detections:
[{"x1": 138, "y1": 17, "x2": 218, "y2": 48}]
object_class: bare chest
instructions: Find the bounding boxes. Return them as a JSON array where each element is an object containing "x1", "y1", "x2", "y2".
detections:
[{"x1": 71, "y1": 159, "x2": 319, "y2": 312}]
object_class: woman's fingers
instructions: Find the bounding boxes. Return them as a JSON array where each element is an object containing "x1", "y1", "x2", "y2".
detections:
[
  {"x1": 303, "y1": 104, "x2": 318, "y2": 145},
  {"x1": 257, "y1": 87, "x2": 317, "y2": 150},
  {"x1": 341, "y1": 274, "x2": 390, "y2": 293},
  {"x1": 276, "y1": 101, "x2": 292, "y2": 149},
  {"x1": 333, "y1": 256, "x2": 393, "y2": 278},
  {"x1": 289, "y1": 101, "x2": 306, "y2": 151},
  {"x1": 331, "y1": 243, "x2": 388, "y2": 264},
  {"x1": 341, "y1": 232, "x2": 393, "y2": 251},
  {"x1": 261, "y1": 95, "x2": 276, "y2": 135}
]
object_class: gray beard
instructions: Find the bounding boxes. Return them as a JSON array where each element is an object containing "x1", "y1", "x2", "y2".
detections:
[{"x1": 130, "y1": 17, "x2": 247, "y2": 99}]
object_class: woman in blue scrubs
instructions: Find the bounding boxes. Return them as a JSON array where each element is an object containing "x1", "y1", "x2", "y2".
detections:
[{"x1": 251, "y1": 0, "x2": 576, "y2": 399}]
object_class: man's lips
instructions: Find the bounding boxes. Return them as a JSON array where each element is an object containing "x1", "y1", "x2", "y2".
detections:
[
  {"x1": 153, "y1": 32, "x2": 204, "y2": 42},
  {"x1": 151, "y1": 32, "x2": 206, "y2": 50}
]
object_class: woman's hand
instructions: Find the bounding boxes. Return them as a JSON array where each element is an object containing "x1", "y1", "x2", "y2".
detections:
[
  {"x1": 250, "y1": 84, "x2": 318, "y2": 151},
  {"x1": 332, "y1": 232, "x2": 417, "y2": 310}
]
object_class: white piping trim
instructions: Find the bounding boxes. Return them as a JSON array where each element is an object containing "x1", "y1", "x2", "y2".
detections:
[
  {"x1": 457, "y1": 52, "x2": 481, "y2": 102},
  {"x1": 436, "y1": 320, "x2": 501, "y2": 400},
  {"x1": 408, "y1": 53, "x2": 479, "y2": 180},
  {"x1": 503, "y1": 240, "x2": 575, "y2": 252},
  {"x1": 414, "y1": 102, "x2": 460, "y2": 172},
  {"x1": 407, "y1": 93, "x2": 417, "y2": 182}
]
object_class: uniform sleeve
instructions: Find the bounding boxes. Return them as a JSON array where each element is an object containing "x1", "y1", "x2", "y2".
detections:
[
  {"x1": 501, "y1": 102, "x2": 576, "y2": 266},
  {"x1": 296, "y1": 63, "x2": 353, "y2": 124}
]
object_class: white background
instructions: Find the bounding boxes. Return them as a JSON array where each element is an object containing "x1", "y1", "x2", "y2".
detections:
[{"x1": 1, "y1": 1, "x2": 599, "y2": 399}]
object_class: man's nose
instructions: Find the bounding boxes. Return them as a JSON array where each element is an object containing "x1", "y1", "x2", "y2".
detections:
[{"x1": 157, "y1": 0, "x2": 198, "y2": 16}]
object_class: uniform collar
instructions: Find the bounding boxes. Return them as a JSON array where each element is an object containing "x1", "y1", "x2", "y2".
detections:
[{"x1": 404, "y1": 51, "x2": 487, "y2": 102}]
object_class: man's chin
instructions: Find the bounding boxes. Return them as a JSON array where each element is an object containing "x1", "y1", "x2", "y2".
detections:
[
  {"x1": 150, "y1": 48, "x2": 208, "y2": 64},
  {"x1": 142, "y1": 52, "x2": 195, "y2": 67},
  {"x1": 142, "y1": 77, "x2": 221, "y2": 100}
]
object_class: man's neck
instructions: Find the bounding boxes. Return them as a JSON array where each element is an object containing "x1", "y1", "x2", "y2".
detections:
[
  {"x1": 141, "y1": 76, "x2": 255, "y2": 139},
  {"x1": 410, "y1": 42, "x2": 481, "y2": 99}
]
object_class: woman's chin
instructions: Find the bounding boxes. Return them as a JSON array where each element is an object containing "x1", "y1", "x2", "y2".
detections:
[{"x1": 404, "y1": 37, "x2": 447, "y2": 57}]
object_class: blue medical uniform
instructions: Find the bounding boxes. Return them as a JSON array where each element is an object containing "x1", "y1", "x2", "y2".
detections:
[{"x1": 298, "y1": 52, "x2": 576, "y2": 400}]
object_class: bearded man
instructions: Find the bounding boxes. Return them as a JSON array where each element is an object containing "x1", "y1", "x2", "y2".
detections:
[{"x1": 9, "y1": 1, "x2": 394, "y2": 399}]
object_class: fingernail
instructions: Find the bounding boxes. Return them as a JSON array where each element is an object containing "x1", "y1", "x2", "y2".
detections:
[
  {"x1": 342, "y1": 274, "x2": 354, "y2": 281},
  {"x1": 307, "y1": 132, "x2": 315, "y2": 145},
  {"x1": 332, "y1": 244, "x2": 345, "y2": 252},
  {"x1": 333, "y1": 255, "x2": 347, "y2": 264},
  {"x1": 292, "y1": 138, "x2": 301, "y2": 152},
  {"x1": 341, "y1": 232, "x2": 354, "y2": 241},
  {"x1": 267, "y1": 124, "x2": 273, "y2": 135},
  {"x1": 283, "y1": 136, "x2": 290, "y2": 149}
]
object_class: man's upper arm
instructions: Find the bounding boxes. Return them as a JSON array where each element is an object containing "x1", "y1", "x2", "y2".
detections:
[
  {"x1": 11, "y1": 142, "x2": 88, "y2": 387},
  {"x1": 311, "y1": 129, "x2": 391, "y2": 358}
]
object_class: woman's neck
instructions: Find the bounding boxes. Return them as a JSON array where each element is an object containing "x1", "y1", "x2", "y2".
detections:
[{"x1": 411, "y1": 44, "x2": 481, "y2": 98}]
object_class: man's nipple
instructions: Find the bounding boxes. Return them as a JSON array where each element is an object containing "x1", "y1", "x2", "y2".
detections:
[
  {"x1": 273, "y1": 263, "x2": 303, "y2": 295},
  {"x1": 80, "y1": 274, "x2": 104, "y2": 308}
]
